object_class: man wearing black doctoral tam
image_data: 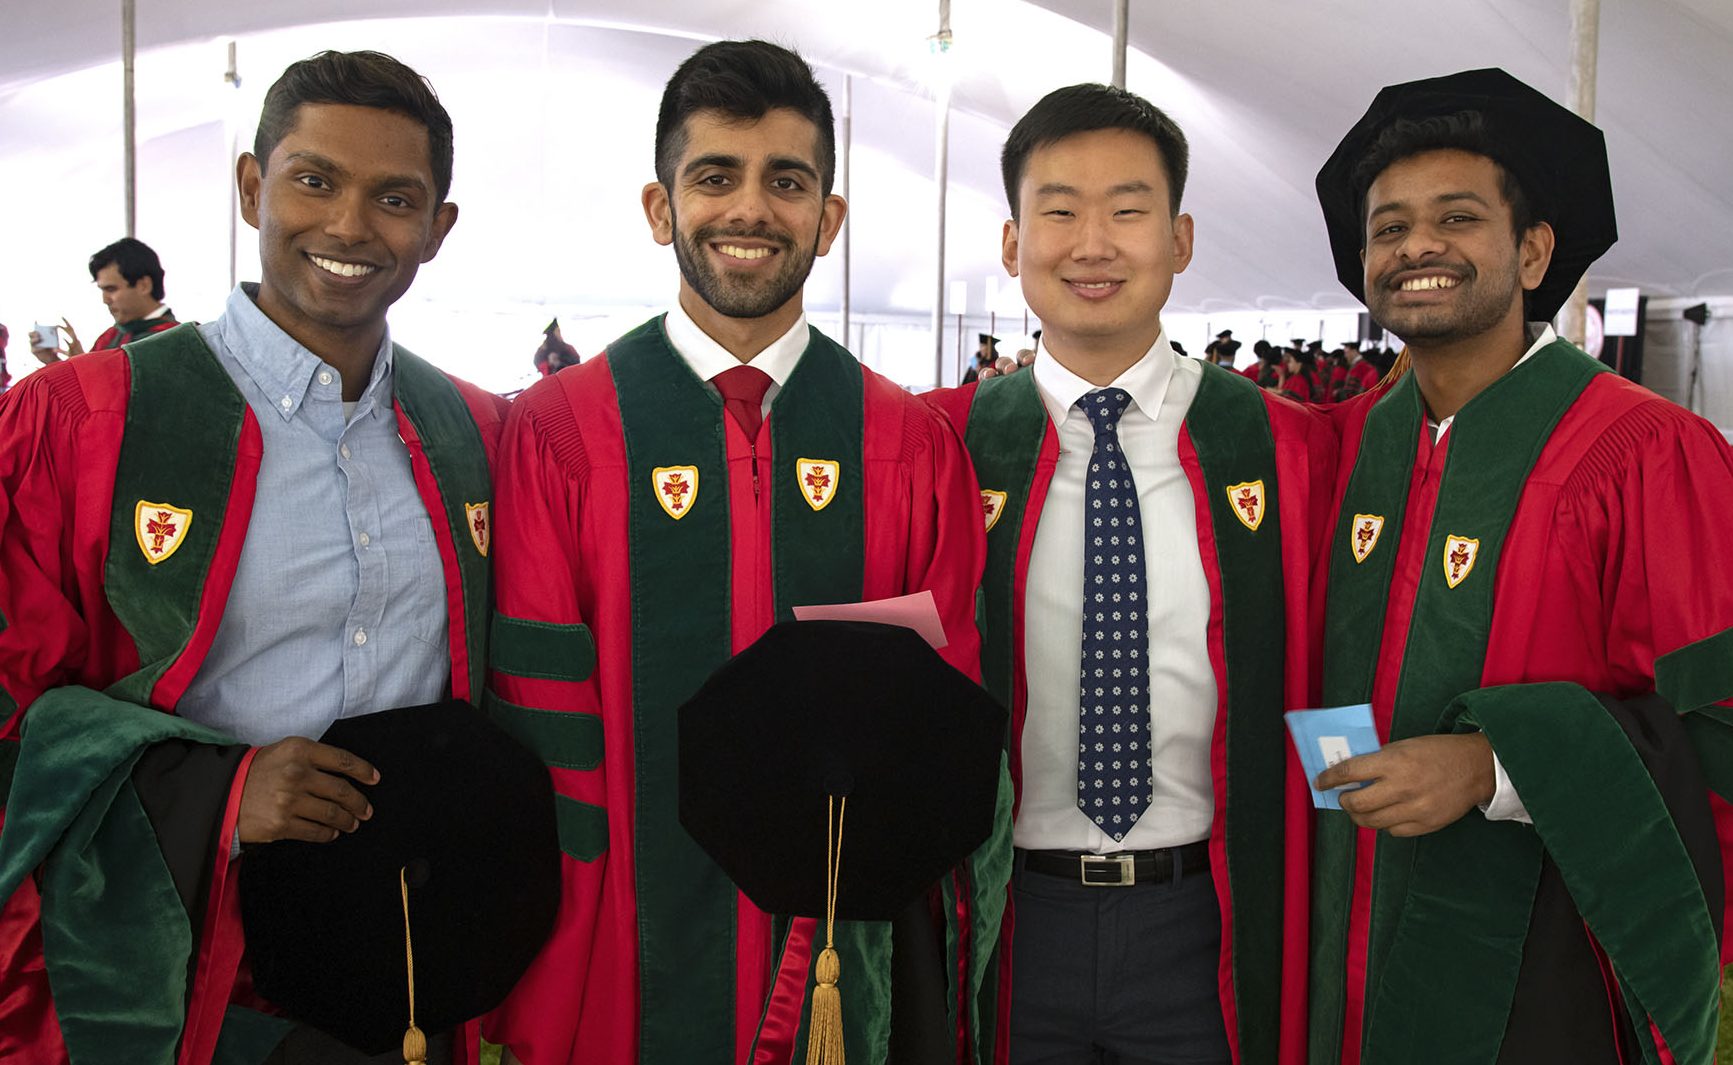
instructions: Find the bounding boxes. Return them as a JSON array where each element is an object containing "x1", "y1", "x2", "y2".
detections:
[{"x1": 1307, "y1": 68, "x2": 1733, "y2": 1065}]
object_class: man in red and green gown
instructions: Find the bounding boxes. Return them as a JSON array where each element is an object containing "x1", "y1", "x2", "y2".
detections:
[
  {"x1": 1308, "y1": 68, "x2": 1733, "y2": 1065},
  {"x1": 928, "y1": 84, "x2": 1331, "y2": 1065},
  {"x1": 482, "y1": 40, "x2": 1006, "y2": 1065},
  {"x1": 30, "y1": 238, "x2": 179, "y2": 361},
  {"x1": 0, "y1": 52, "x2": 504, "y2": 1064}
]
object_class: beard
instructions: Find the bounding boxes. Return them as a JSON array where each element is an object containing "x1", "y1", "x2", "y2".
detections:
[
  {"x1": 1366, "y1": 254, "x2": 1521, "y2": 343},
  {"x1": 670, "y1": 214, "x2": 819, "y2": 320}
]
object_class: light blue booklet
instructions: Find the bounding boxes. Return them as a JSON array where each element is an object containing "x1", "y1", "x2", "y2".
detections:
[{"x1": 1283, "y1": 704, "x2": 1382, "y2": 810}]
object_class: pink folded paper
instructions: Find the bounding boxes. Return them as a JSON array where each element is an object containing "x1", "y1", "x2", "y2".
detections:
[{"x1": 791, "y1": 589, "x2": 948, "y2": 651}]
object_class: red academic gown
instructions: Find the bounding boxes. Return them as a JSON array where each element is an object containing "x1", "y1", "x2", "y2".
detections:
[
  {"x1": 0, "y1": 327, "x2": 506, "y2": 1064},
  {"x1": 1345, "y1": 359, "x2": 1379, "y2": 397},
  {"x1": 482, "y1": 316, "x2": 991, "y2": 1065},
  {"x1": 1327, "y1": 365, "x2": 1348, "y2": 402},
  {"x1": 90, "y1": 308, "x2": 178, "y2": 354},
  {"x1": 1281, "y1": 372, "x2": 1317, "y2": 404},
  {"x1": 1314, "y1": 342, "x2": 1733, "y2": 1065},
  {"x1": 928, "y1": 360, "x2": 1335, "y2": 1065}
]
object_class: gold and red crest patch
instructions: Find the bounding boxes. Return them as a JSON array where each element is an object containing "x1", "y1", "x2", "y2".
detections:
[
  {"x1": 653, "y1": 466, "x2": 700, "y2": 520},
  {"x1": 1443, "y1": 534, "x2": 1481, "y2": 589},
  {"x1": 1225, "y1": 480, "x2": 1266, "y2": 532},
  {"x1": 797, "y1": 458, "x2": 839, "y2": 512},
  {"x1": 981, "y1": 489, "x2": 1008, "y2": 532},
  {"x1": 1349, "y1": 513, "x2": 1385, "y2": 564},
  {"x1": 134, "y1": 500, "x2": 192, "y2": 565},
  {"x1": 465, "y1": 502, "x2": 491, "y2": 557}
]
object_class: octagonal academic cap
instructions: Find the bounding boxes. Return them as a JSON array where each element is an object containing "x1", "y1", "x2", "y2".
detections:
[
  {"x1": 1316, "y1": 67, "x2": 1616, "y2": 324},
  {"x1": 239, "y1": 699, "x2": 561, "y2": 1057},
  {"x1": 679, "y1": 620, "x2": 1005, "y2": 1063},
  {"x1": 677, "y1": 620, "x2": 1005, "y2": 923}
]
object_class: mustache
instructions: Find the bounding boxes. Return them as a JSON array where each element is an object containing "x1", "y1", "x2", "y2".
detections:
[{"x1": 692, "y1": 224, "x2": 796, "y2": 250}]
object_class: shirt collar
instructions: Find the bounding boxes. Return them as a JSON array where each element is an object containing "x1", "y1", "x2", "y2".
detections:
[
  {"x1": 143, "y1": 304, "x2": 171, "y2": 322},
  {"x1": 215, "y1": 283, "x2": 394, "y2": 422},
  {"x1": 1432, "y1": 323, "x2": 1558, "y2": 438},
  {"x1": 663, "y1": 299, "x2": 809, "y2": 385},
  {"x1": 1030, "y1": 330, "x2": 1179, "y2": 430}
]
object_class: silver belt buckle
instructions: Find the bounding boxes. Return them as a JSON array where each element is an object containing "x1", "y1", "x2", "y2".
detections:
[{"x1": 1079, "y1": 853, "x2": 1135, "y2": 887}]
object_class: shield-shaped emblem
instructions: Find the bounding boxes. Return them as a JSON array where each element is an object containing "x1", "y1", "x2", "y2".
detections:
[
  {"x1": 1350, "y1": 513, "x2": 1385, "y2": 564},
  {"x1": 135, "y1": 500, "x2": 193, "y2": 565},
  {"x1": 981, "y1": 490, "x2": 1008, "y2": 532},
  {"x1": 1443, "y1": 534, "x2": 1481, "y2": 589},
  {"x1": 653, "y1": 466, "x2": 700, "y2": 520},
  {"x1": 466, "y1": 502, "x2": 491, "y2": 557},
  {"x1": 797, "y1": 458, "x2": 840, "y2": 512},
  {"x1": 1225, "y1": 480, "x2": 1266, "y2": 532}
]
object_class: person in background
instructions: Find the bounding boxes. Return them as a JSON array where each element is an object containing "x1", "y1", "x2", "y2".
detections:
[
  {"x1": 964, "y1": 332, "x2": 1000, "y2": 383},
  {"x1": 1203, "y1": 327, "x2": 1239, "y2": 367},
  {"x1": 533, "y1": 318, "x2": 580, "y2": 376},
  {"x1": 1280, "y1": 345, "x2": 1320, "y2": 402},
  {"x1": 1339, "y1": 339, "x2": 1379, "y2": 399},
  {"x1": 1243, "y1": 338, "x2": 1280, "y2": 387},
  {"x1": 1322, "y1": 346, "x2": 1349, "y2": 400},
  {"x1": 30, "y1": 237, "x2": 178, "y2": 361}
]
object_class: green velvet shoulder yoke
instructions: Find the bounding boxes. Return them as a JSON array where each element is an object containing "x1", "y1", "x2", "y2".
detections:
[
  {"x1": 104, "y1": 325, "x2": 250, "y2": 707},
  {"x1": 1304, "y1": 341, "x2": 1721, "y2": 1065},
  {"x1": 607, "y1": 317, "x2": 875, "y2": 1065},
  {"x1": 961, "y1": 360, "x2": 1289, "y2": 1063},
  {"x1": 101, "y1": 326, "x2": 494, "y2": 709},
  {"x1": 393, "y1": 345, "x2": 497, "y2": 703}
]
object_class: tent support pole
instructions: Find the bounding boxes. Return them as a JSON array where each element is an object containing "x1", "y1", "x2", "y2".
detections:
[
  {"x1": 930, "y1": 0, "x2": 952, "y2": 387},
  {"x1": 1561, "y1": 0, "x2": 1600, "y2": 345},
  {"x1": 1111, "y1": 0, "x2": 1129, "y2": 89},
  {"x1": 123, "y1": 0, "x2": 137, "y2": 237}
]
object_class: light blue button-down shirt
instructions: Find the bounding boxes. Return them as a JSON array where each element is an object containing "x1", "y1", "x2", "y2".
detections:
[{"x1": 175, "y1": 285, "x2": 450, "y2": 746}]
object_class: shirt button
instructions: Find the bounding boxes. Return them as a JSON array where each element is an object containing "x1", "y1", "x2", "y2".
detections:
[
  {"x1": 280, "y1": 396, "x2": 293, "y2": 410},
  {"x1": 318, "y1": 370, "x2": 333, "y2": 386},
  {"x1": 358, "y1": 532, "x2": 371, "y2": 547},
  {"x1": 353, "y1": 628, "x2": 368, "y2": 647},
  {"x1": 339, "y1": 444, "x2": 352, "y2": 460}
]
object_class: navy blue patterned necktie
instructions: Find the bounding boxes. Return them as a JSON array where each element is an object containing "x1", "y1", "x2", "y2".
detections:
[{"x1": 1076, "y1": 388, "x2": 1149, "y2": 842}]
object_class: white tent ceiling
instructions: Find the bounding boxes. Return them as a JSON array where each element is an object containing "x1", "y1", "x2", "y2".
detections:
[{"x1": 3, "y1": 0, "x2": 1731, "y2": 387}]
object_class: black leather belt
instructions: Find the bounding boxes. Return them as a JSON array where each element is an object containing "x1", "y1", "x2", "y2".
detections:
[{"x1": 1021, "y1": 840, "x2": 1210, "y2": 887}]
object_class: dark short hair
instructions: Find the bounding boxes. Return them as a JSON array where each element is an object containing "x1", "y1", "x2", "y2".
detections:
[
  {"x1": 1350, "y1": 109, "x2": 1534, "y2": 245},
  {"x1": 655, "y1": 40, "x2": 836, "y2": 194},
  {"x1": 88, "y1": 237, "x2": 165, "y2": 301},
  {"x1": 1001, "y1": 83, "x2": 1190, "y2": 220},
  {"x1": 254, "y1": 50, "x2": 455, "y2": 203}
]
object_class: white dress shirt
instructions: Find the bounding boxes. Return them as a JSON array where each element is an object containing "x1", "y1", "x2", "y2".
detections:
[
  {"x1": 1014, "y1": 332, "x2": 1219, "y2": 852},
  {"x1": 663, "y1": 301, "x2": 809, "y2": 407}
]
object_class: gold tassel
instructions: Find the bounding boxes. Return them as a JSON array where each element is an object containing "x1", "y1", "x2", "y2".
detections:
[
  {"x1": 807, "y1": 948, "x2": 845, "y2": 1065},
  {"x1": 401, "y1": 867, "x2": 427, "y2": 1065},
  {"x1": 805, "y1": 796, "x2": 848, "y2": 1065}
]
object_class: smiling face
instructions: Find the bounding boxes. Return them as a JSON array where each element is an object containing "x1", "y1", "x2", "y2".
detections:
[
  {"x1": 643, "y1": 107, "x2": 845, "y2": 332},
  {"x1": 238, "y1": 102, "x2": 458, "y2": 356},
  {"x1": 1002, "y1": 128, "x2": 1193, "y2": 364},
  {"x1": 1360, "y1": 148, "x2": 1552, "y2": 344}
]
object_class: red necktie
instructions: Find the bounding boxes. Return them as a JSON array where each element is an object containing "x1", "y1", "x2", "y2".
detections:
[{"x1": 713, "y1": 365, "x2": 772, "y2": 441}]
